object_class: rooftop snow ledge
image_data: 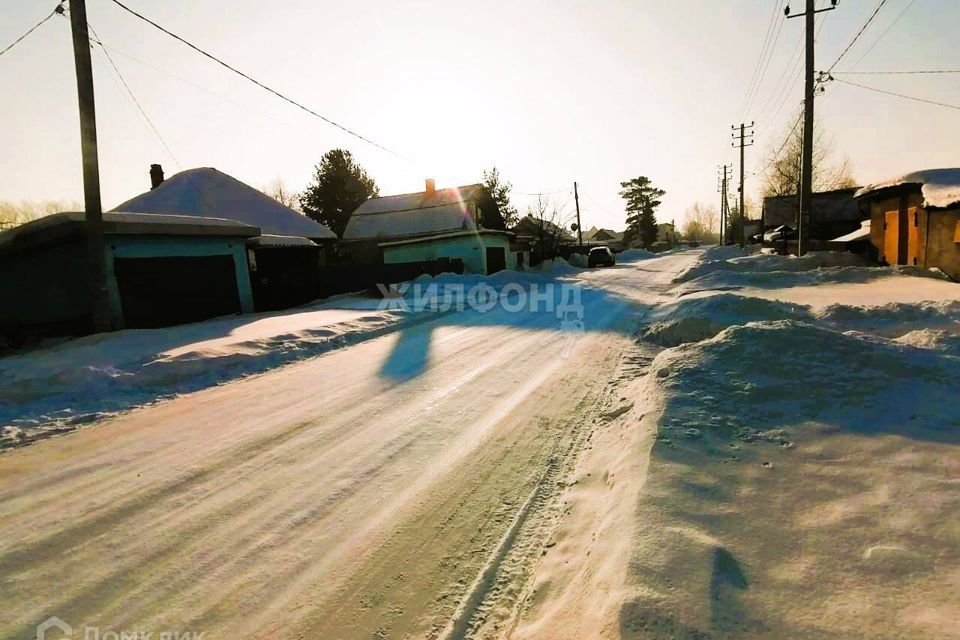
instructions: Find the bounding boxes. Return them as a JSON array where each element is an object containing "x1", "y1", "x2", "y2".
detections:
[{"x1": 855, "y1": 168, "x2": 960, "y2": 210}]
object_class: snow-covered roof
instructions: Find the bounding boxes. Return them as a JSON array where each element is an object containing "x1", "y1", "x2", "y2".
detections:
[
  {"x1": 831, "y1": 219, "x2": 871, "y2": 243},
  {"x1": 342, "y1": 184, "x2": 485, "y2": 241},
  {"x1": 0, "y1": 211, "x2": 259, "y2": 256},
  {"x1": 113, "y1": 167, "x2": 336, "y2": 240},
  {"x1": 246, "y1": 234, "x2": 317, "y2": 248},
  {"x1": 855, "y1": 168, "x2": 960, "y2": 210},
  {"x1": 583, "y1": 227, "x2": 624, "y2": 242}
]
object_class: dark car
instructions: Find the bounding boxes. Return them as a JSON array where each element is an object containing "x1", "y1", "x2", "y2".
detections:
[{"x1": 587, "y1": 246, "x2": 616, "y2": 267}]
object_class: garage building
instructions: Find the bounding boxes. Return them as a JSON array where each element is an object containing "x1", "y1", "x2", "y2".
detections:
[{"x1": 0, "y1": 211, "x2": 257, "y2": 343}]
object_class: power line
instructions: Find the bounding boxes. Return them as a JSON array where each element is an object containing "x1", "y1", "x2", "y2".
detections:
[
  {"x1": 744, "y1": 14, "x2": 786, "y2": 119},
  {"x1": 737, "y1": 0, "x2": 782, "y2": 120},
  {"x1": 831, "y1": 77, "x2": 960, "y2": 111},
  {"x1": 0, "y1": 2, "x2": 64, "y2": 60},
  {"x1": 833, "y1": 69, "x2": 960, "y2": 75},
  {"x1": 88, "y1": 25, "x2": 181, "y2": 168},
  {"x1": 826, "y1": 0, "x2": 889, "y2": 73},
  {"x1": 850, "y1": 0, "x2": 917, "y2": 68},
  {"x1": 106, "y1": 0, "x2": 412, "y2": 163},
  {"x1": 511, "y1": 187, "x2": 573, "y2": 197}
]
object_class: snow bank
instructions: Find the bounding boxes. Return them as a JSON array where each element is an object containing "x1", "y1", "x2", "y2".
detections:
[
  {"x1": 894, "y1": 329, "x2": 960, "y2": 356},
  {"x1": 819, "y1": 299, "x2": 960, "y2": 338},
  {"x1": 0, "y1": 303, "x2": 421, "y2": 447},
  {"x1": 567, "y1": 253, "x2": 589, "y2": 268},
  {"x1": 617, "y1": 248, "x2": 655, "y2": 263},
  {"x1": 674, "y1": 250, "x2": 868, "y2": 284},
  {"x1": 671, "y1": 263, "x2": 949, "y2": 298},
  {"x1": 630, "y1": 318, "x2": 960, "y2": 637},
  {"x1": 650, "y1": 320, "x2": 959, "y2": 437},
  {"x1": 640, "y1": 293, "x2": 809, "y2": 346},
  {"x1": 640, "y1": 293, "x2": 960, "y2": 347}
]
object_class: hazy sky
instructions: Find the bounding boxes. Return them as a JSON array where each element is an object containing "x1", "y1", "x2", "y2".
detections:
[{"x1": 1, "y1": 0, "x2": 957, "y2": 230}]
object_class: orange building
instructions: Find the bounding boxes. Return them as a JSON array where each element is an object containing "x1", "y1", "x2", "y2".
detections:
[{"x1": 854, "y1": 169, "x2": 960, "y2": 280}]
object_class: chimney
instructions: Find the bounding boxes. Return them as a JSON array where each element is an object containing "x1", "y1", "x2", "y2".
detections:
[
  {"x1": 149, "y1": 164, "x2": 164, "y2": 190},
  {"x1": 425, "y1": 178, "x2": 436, "y2": 196}
]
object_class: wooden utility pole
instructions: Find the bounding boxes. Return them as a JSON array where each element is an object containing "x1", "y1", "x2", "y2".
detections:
[
  {"x1": 573, "y1": 181, "x2": 582, "y2": 247},
  {"x1": 69, "y1": 0, "x2": 112, "y2": 332},
  {"x1": 787, "y1": 0, "x2": 836, "y2": 255},
  {"x1": 732, "y1": 122, "x2": 754, "y2": 248}
]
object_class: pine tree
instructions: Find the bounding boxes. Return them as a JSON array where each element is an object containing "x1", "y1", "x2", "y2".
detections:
[
  {"x1": 300, "y1": 149, "x2": 378, "y2": 237},
  {"x1": 619, "y1": 176, "x2": 665, "y2": 249},
  {"x1": 482, "y1": 166, "x2": 518, "y2": 228}
]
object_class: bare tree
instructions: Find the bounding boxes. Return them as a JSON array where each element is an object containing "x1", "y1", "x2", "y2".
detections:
[
  {"x1": 681, "y1": 202, "x2": 720, "y2": 243},
  {"x1": 263, "y1": 177, "x2": 301, "y2": 211},
  {"x1": 762, "y1": 109, "x2": 857, "y2": 197},
  {"x1": 523, "y1": 195, "x2": 574, "y2": 259},
  {"x1": 0, "y1": 199, "x2": 83, "y2": 229}
]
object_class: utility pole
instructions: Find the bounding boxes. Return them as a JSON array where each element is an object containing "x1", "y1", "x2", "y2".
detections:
[
  {"x1": 69, "y1": 0, "x2": 112, "y2": 332},
  {"x1": 786, "y1": 0, "x2": 837, "y2": 255},
  {"x1": 573, "y1": 181, "x2": 582, "y2": 247},
  {"x1": 732, "y1": 122, "x2": 754, "y2": 248},
  {"x1": 717, "y1": 165, "x2": 731, "y2": 245}
]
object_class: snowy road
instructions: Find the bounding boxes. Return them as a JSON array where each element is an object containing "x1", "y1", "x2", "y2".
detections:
[{"x1": 0, "y1": 250, "x2": 701, "y2": 639}]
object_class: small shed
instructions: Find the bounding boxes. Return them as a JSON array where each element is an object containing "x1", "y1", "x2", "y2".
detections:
[
  {"x1": 0, "y1": 212, "x2": 257, "y2": 343},
  {"x1": 762, "y1": 187, "x2": 865, "y2": 241},
  {"x1": 854, "y1": 169, "x2": 960, "y2": 279}
]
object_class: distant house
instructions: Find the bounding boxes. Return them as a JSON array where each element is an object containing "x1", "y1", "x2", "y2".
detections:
[
  {"x1": 117, "y1": 165, "x2": 336, "y2": 310},
  {"x1": 0, "y1": 212, "x2": 258, "y2": 343},
  {"x1": 512, "y1": 215, "x2": 576, "y2": 262},
  {"x1": 582, "y1": 227, "x2": 626, "y2": 251},
  {"x1": 762, "y1": 187, "x2": 865, "y2": 242},
  {"x1": 655, "y1": 223, "x2": 681, "y2": 249},
  {"x1": 854, "y1": 168, "x2": 960, "y2": 279},
  {"x1": 341, "y1": 180, "x2": 514, "y2": 275}
]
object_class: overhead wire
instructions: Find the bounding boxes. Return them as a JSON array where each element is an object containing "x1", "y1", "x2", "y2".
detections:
[
  {"x1": 106, "y1": 0, "x2": 413, "y2": 163},
  {"x1": 0, "y1": 1, "x2": 64, "y2": 60},
  {"x1": 88, "y1": 24, "x2": 181, "y2": 169},
  {"x1": 850, "y1": 0, "x2": 917, "y2": 68},
  {"x1": 830, "y1": 77, "x2": 960, "y2": 111},
  {"x1": 832, "y1": 69, "x2": 960, "y2": 75},
  {"x1": 825, "y1": 0, "x2": 889, "y2": 73},
  {"x1": 737, "y1": 0, "x2": 782, "y2": 121}
]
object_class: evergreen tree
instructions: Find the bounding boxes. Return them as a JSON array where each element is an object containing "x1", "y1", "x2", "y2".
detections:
[
  {"x1": 618, "y1": 176, "x2": 664, "y2": 249},
  {"x1": 300, "y1": 149, "x2": 378, "y2": 237},
  {"x1": 482, "y1": 166, "x2": 518, "y2": 228}
]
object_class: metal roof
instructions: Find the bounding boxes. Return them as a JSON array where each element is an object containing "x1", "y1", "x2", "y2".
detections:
[
  {"x1": 343, "y1": 184, "x2": 485, "y2": 241},
  {"x1": 0, "y1": 211, "x2": 259, "y2": 257}
]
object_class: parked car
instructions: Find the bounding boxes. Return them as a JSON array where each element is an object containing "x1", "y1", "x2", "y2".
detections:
[
  {"x1": 588, "y1": 246, "x2": 616, "y2": 267},
  {"x1": 764, "y1": 225, "x2": 796, "y2": 243}
]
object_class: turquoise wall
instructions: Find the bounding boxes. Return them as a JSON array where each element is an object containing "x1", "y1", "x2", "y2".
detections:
[{"x1": 382, "y1": 234, "x2": 515, "y2": 274}]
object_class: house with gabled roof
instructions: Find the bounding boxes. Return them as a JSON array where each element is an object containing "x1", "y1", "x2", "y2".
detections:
[
  {"x1": 341, "y1": 179, "x2": 515, "y2": 274},
  {"x1": 117, "y1": 165, "x2": 335, "y2": 310}
]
